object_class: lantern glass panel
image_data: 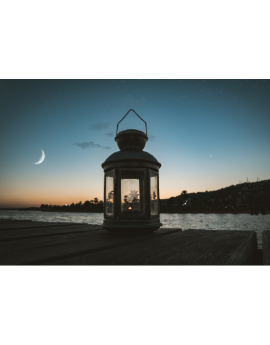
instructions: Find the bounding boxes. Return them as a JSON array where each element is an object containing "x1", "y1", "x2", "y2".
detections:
[
  {"x1": 105, "y1": 171, "x2": 114, "y2": 218},
  {"x1": 150, "y1": 171, "x2": 158, "y2": 216},
  {"x1": 121, "y1": 171, "x2": 145, "y2": 218}
]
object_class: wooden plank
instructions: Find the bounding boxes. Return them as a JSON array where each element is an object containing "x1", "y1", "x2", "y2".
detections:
[
  {"x1": 0, "y1": 219, "x2": 33, "y2": 223},
  {"x1": 0, "y1": 223, "x2": 103, "y2": 232},
  {"x1": 0, "y1": 220, "x2": 34, "y2": 228},
  {"x1": 0, "y1": 221, "x2": 93, "y2": 231},
  {"x1": 262, "y1": 231, "x2": 270, "y2": 265},
  {"x1": 51, "y1": 230, "x2": 257, "y2": 265},
  {"x1": 0, "y1": 225, "x2": 104, "y2": 242},
  {"x1": 0, "y1": 228, "x2": 182, "y2": 265}
]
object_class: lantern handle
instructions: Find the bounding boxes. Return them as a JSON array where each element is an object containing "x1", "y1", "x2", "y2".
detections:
[{"x1": 116, "y1": 109, "x2": 148, "y2": 137}]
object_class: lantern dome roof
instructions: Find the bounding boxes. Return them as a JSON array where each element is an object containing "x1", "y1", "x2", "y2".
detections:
[
  {"x1": 101, "y1": 150, "x2": 161, "y2": 168},
  {"x1": 115, "y1": 129, "x2": 148, "y2": 151}
]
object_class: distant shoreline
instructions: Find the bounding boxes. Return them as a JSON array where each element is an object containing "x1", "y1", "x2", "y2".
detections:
[{"x1": 0, "y1": 208, "x2": 267, "y2": 215}]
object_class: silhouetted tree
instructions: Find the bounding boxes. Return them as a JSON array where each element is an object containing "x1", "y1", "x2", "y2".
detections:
[
  {"x1": 83, "y1": 200, "x2": 91, "y2": 209},
  {"x1": 94, "y1": 198, "x2": 99, "y2": 204}
]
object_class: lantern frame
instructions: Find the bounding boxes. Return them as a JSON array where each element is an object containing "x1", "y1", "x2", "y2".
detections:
[{"x1": 101, "y1": 110, "x2": 162, "y2": 233}]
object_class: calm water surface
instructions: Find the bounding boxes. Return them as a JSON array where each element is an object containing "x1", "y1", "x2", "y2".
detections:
[{"x1": 1, "y1": 210, "x2": 270, "y2": 248}]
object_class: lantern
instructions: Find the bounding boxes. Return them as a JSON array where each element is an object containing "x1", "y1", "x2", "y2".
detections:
[{"x1": 101, "y1": 109, "x2": 162, "y2": 233}]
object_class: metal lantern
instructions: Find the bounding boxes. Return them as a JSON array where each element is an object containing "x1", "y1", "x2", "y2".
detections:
[{"x1": 101, "y1": 109, "x2": 162, "y2": 233}]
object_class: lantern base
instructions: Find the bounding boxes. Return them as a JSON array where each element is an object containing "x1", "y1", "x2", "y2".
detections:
[{"x1": 102, "y1": 218, "x2": 162, "y2": 234}]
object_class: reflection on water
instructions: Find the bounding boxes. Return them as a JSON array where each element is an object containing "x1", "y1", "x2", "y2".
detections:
[
  {"x1": 1, "y1": 210, "x2": 270, "y2": 249},
  {"x1": 0, "y1": 210, "x2": 103, "y2": 225}
]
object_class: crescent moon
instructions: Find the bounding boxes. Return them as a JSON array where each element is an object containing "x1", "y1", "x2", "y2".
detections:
[{"x1": 34, "y1": 149, "x2": 45, "y2": 164}]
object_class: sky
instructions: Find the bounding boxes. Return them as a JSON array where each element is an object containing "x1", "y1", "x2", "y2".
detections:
[{"x1": 0, "y1": 79, "x2": 270, "y2": 207}]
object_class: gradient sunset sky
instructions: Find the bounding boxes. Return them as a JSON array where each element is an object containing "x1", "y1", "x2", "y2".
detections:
[{"x1": 0, "y1": 79, "x2": 269, "y2": 207}]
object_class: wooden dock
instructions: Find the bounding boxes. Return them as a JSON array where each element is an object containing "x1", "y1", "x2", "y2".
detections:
[{"x1": 0, "y1": 219, "x2": 266, "y2": 265}]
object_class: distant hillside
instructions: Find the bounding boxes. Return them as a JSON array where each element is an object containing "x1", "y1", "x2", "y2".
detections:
[{"x1": 161, "y1": 179, "x2": 270, "y2": 212}]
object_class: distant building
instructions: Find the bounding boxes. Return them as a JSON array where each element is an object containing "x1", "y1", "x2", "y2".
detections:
[{"x1": 183, "y1": 198, "x2": 192, "y2": 207}]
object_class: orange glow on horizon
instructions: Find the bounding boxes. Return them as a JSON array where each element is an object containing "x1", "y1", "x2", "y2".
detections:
[{"x1": 1, "y1": 188, "x2": 206, "y2": 208}]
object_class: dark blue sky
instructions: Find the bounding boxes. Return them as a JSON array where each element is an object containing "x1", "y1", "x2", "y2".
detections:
[{"x1": 1, "y1": 79, "x2": 269, "y2": 207}]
